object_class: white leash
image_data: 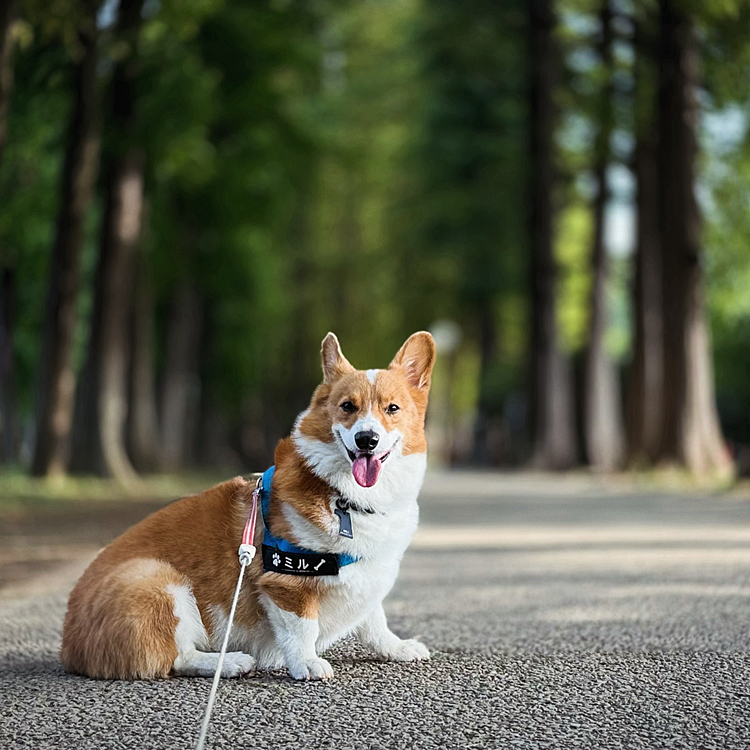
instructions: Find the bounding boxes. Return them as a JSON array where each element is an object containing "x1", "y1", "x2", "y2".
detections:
[{"x1": 195, "y1": 481, "x2": 261, "y2": 750}]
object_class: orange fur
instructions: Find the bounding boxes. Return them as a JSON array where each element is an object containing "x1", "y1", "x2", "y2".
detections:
[
  {"x1": 61, "y1": 558, "x2": 182, "y2": 679},
  {"x1": 60, "y1": 332, "x2": 435, "y2": 680},
  {"x1": 258, "y1": 573, "x2": 320, "y2": 619},
  {"x1": 299, "y1": 349, "x2": 433, "y2": 456},
  {"x1": 61, "y1": 478, "x2": 264, "y2": 679},
  {"x1": 271, "y1": 437, "x2": 333, "y2": 535},
  {"x1": 60, "y1": 471, "x2": 332, "y2": 679}
]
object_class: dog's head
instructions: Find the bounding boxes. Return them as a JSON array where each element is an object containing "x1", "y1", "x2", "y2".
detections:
[{"x1": 295, "y1": 332, "x2": 435, "y2": 487}]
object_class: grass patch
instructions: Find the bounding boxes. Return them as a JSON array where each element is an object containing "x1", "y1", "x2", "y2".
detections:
[{"x1": 0, "y1": 468, "x2": 234, "y2": 513}]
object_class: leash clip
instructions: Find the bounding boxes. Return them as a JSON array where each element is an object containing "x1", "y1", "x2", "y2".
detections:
[{"x1": 238, "y1": 543, "x2": 256, "y2": 566}]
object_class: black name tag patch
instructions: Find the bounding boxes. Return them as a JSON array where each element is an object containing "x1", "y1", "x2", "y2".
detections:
[
  {"x1": 262, "y1": 545, "x2": 340, "y2": 576},
  {"x1": 334, "y1": 505, "x2": 353, "y2": 538}
]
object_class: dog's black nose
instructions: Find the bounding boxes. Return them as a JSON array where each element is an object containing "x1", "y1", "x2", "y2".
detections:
[{"x1": 355, "y1": 430, "x2": 380, "y2": 451}]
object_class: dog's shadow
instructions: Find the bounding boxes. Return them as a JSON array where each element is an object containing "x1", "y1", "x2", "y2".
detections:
[
  {"x1": 1, "y1": 639, "x2": 437, "y2": 685},
  {"x1": 1, "y1": 650, "x2": 69, "y2": 679}
]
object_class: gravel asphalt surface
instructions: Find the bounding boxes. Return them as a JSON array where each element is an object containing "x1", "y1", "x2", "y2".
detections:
[{"x1": 2, "y1": 472, "x2": 750, "y2": 749}]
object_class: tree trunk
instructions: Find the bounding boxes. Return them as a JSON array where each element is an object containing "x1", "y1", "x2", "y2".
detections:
[
  {"x1": 528, "y1": 0, "x2": 577, "y2": 470},
  {"x1": 471, "y1": 300, "x2": 496, "y2": 464},
  {"x1": 626, "y1": 17, "x2": 663, "y2": 465},
  {"x1": 72, "y1": 150, "x2": 145, "y2": 479},
  {"x1": 69, "y1": 214, "x2": 106, "y2": 475},
  {"x1": 127, "y1": 251, "x2": 161, "y2": 473},
  {"x1": 656, "y1": 0, "x2": 731, "y2": 476},
  {"x1": 31, "y1": 23, "x2": 100, "y2": 477},
  {"x1": 160, "y1": 283, "x2": 203, "y2": 471},
  {"x1": 0, "y1": 4, "x2": 16, "y2": 463},
  {"x1": 70, "y1": 0, "x2": 145, "y2": 482},
  {"x1": 0, "y1": 267, "x2": 18, "y2": 462},
  {"x1": 97, "y1": 150, "x2": 144, "y2": 481},
  {"x1": 0, "y1": 0, "x2": 15, "y2": 169},
  {"x1": 583, "y1": 0, "x2": 624, "y2": 471}
]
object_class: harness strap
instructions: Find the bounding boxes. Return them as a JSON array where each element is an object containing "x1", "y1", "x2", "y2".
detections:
[{"x1": 260, "y1": 465, "x2": 359, "y2": 568}]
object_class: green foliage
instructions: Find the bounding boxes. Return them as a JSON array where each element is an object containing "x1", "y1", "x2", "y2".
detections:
[
  {"x1": 556, "y1": 201, "x2": 593, "y2": 351},
  {"x1": 3, "y1": 0, "x2": 750, "y2": 470},
  {"x1": 701, "y1": 4, "x2": 750, "y2": 447},
  {"x1": 1, "y1": 40, "x2": 69, "y2": 412},
  {"x1": 19, "y1": 0, "x2": 99, "y2": 56},
  {"x1": 393, "y1": 0, "x2": 527, "y2": 422}
]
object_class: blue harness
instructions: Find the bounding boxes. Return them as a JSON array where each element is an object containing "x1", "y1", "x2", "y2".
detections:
[{"x1": 259, "y1": 465, "x2": 358, "y2": 574}]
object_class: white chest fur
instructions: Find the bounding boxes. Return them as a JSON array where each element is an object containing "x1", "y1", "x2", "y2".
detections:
[
  {"x1": 286, "y1": 435, "x2": 427, "y2": 642},
  {"x1": 287, "y1": 434, "x2": 425, "y2": 548},
  {"x1": 216, "y1": 440, "x2": 427, "y2": 661}
]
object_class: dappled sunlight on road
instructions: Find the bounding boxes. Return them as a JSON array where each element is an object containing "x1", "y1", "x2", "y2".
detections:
[
  {"x1": 413, "y1": 524, "x2": 750, "y2": 548},
  {"x1": 384, "y1": 472, "x2": 750, "y2": 655}
]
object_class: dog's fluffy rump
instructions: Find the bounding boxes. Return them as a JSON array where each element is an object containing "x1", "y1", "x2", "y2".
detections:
[{"x1": 61, "y1": 332, "x2": 435, "y2": 681}]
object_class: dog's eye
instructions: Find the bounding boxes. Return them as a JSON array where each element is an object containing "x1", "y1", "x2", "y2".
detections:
[
  {"x1": 386, "y1": 403, "x2": 400, "y2": 414},
  {"x1": 340, "y1": 401, "x2": 356, "y2": 413}
]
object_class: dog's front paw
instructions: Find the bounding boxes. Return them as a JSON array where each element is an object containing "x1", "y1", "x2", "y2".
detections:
[
  {"x1": 289, "y1": 657, "x2": 334, "y2": 681},
  {"x1": 385, "y1": 639, "x2": 430, "y2": 662},
  {"x1": 221, "y1": 652, "x2": 256, "y2": 678}
]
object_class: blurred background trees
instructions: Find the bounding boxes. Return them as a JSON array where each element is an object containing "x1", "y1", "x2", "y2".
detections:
[{"x1": 0, "y1": 0, "x2": 749, "y2": 481}]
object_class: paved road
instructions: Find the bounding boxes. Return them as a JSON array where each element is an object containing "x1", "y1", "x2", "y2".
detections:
[{"x1": 3, "y1": 472, "x2": 750, "y2": 749}]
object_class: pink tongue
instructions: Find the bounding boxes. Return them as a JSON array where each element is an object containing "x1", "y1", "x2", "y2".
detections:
[{"x1": 352, "y1": 454, "x2": 382, "y2": 487}]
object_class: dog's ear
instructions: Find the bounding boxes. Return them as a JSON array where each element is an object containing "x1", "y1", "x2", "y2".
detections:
[
  {"x1": 321, "y1": 333, "x2": 355, "y2": 384},
  {"x1": 389, "y1": 332, "x2": 436, "y2": 391}
]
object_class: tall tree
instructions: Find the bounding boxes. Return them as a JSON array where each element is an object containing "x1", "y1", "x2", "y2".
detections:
[
  {"x1": 583, "y1": 0, "x2": 625, "y2": 471},
  {"x1": 528, "y1": 0, "x2": 577, "y2": 469},
  {"x1": 626, "y1": 15, "x2": 663, "y2": 465},
  {"x1": 0, "y1": 267, "x2": 17, "y2": 461},
  {"x1": 127, "y1": 249, "x2": 161, "y2": 472},
  {"x1": 404, "y1": 0, "x2": 526, "y2": 464},
  {"x1": 70, "y1": 0, "x2": 145, "y2": 481},
  {"x1": 0, "y1": 2, "x2": 16, "y2": 462},
  {"x1": 0, "y1": 0, "x2": 15, "y2": 168},
  {"x1": 160, "y1": 280, "x2": 203, "y2": 471},
  {"x1": 656, "y1": 0, "x2": 731, "y2": 476},
  {"x1": 31, "y1": 6, "x2": 100, "y2": 477}
]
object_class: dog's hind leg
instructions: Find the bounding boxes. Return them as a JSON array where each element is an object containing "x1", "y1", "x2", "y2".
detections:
[
  {"x1": 61, "y1": 557, "x2": 254, "y2": 680},
  {"x1": 169, "y1": 583, "x2": 255, "y2": 678},
  {"x1": 62, "y1": 558, "x2": 186, "y2": 679}
]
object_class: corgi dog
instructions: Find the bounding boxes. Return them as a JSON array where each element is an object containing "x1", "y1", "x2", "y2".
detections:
[{"x1": 61, "y1": 331, "x2": 435, "y2": 681}]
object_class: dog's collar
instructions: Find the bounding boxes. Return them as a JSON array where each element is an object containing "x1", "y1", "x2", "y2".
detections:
[
  {"x1": 259, "y1": 466, "x2": 359, "y2": 576},
  {"x1": 335, "y1": 496, "x2": 377, "y2": 515}
]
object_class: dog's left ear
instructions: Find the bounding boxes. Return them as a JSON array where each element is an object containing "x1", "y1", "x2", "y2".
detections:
[
  {"x1": 389, "y1": 331, "x2": 436, "y2": 390},
  {"x1": 321, "y1": 332, "x2": 355, "y2": 384}
]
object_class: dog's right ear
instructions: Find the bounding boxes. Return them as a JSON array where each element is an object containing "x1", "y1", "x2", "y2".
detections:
[
  {"x1": 321, "y1": 333, "x2": 355, "y2": 384},
  {"x1": 389, "y1": 331, "x2": 436, "y2": 391}
]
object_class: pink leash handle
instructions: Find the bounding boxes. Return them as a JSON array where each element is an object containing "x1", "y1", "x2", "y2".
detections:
[{"x1": 238, "y1": 482, "x2": 260, "y2": 565}]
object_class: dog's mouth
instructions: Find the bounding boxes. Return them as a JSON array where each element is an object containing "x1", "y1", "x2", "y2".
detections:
[{"x1": 342, "y1": 440, "x2": 396, "y2": 488}]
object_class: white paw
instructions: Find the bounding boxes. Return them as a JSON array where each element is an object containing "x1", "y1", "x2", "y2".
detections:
[
  {"x1": 385, "y1": 639, "x2": 430, "y2": 662},
  {"x1": 289, "y1": 657, "x2": 334, "y2": 681},
  {"x1": 221, "y1": 652, "x2": 256, "y2": 678}
]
